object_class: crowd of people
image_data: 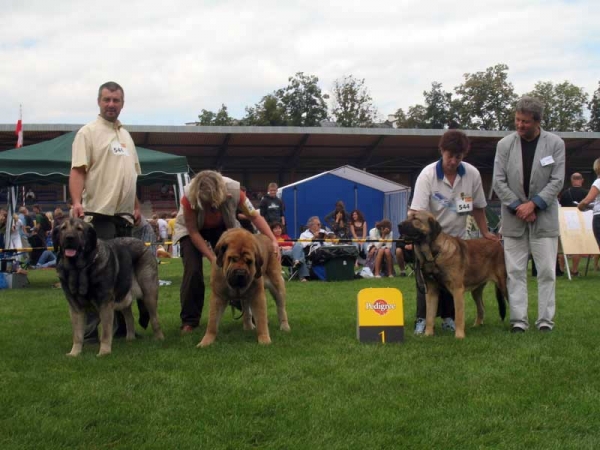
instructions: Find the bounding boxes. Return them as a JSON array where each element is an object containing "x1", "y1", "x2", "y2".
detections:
[{"x1": 3, "y1": 82, "x2": 599, "y2": 339}]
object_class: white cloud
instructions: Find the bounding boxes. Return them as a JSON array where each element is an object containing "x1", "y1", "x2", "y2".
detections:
[{"x1": 1, "y1": 0, "x2": 599, "y2": 125}]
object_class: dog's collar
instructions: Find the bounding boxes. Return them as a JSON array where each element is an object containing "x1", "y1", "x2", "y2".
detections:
[
  {"x1": 416, "y1": 241, "x2": 442, "y2": 275},
  {"x1": 79, "y1": 251, "x2": 99, "y2": 270}
]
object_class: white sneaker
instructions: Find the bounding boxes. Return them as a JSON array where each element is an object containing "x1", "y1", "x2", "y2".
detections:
[
  {"x1": 414, "y1": 318, "x2": 426, "y2": 335},
  {"x1": 442, "y1": 317, "x2": 455, "y2": 332},
  {"x1": 374, "y1": 275, "x2": 382, "y2": 278}
]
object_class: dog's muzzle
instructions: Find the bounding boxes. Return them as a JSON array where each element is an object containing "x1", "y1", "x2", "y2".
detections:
[
  {"x1": 227, "y1": 269, "x2": 251, "y2": 289},
  {"x1": 62, "y1": 235, "x2": 81, "y2": 258},
  {"x1": 399, "y1": 221, "x2": 419, "y2": 238}
]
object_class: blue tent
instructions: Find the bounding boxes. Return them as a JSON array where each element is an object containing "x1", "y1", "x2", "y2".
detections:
[{"x1": 279, "y1": 165, "x2": 411, "y2": 238}]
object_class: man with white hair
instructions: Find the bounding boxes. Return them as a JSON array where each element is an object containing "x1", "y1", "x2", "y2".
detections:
[{"x1": 493, "y1": 96, "x2": 565, "y2": 333}]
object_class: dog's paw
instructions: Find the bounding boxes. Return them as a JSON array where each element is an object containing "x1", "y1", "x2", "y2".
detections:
[
  {"x1": 198, "y1": 335, "x2": 215, "y2": 348},
  {"x1": 154, "y1": 331, "x2": 165, "y2": 341},
  {"x1": 257, "y1": 334, "x2": 272, "y2": 345},
  {"x1": 67, "y1": 344, "x2": 83, "y2": 357},
  {"x1": 455, "y1": 331, "x2": 466, "y2": 339},
  {"x1": 97, "y1": 344, "x2": 112, "y2": 356},
  {"x1": 243, "y1": 322, "x2": 256, "y2": 331},
  {"x1": 279, "y1": 322, "x2": 291, "y2": 332}
]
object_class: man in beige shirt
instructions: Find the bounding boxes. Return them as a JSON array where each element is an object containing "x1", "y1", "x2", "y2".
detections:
[
  {"x1": 70, "y1": 81, "x2": 141, "y2": 235},
  {"x1": 69, "y1": 81, "x2": 146, "y2": 341}
]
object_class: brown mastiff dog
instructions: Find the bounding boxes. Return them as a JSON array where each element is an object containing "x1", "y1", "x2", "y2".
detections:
[
  {"x1": 399, "y1": 211, "x2": 507, "y2": 339},
  {"x1": 198, "y1": 228, "x2": 290, "y2": 347}
]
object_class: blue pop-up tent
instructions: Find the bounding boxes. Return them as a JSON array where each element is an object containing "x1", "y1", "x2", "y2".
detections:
[{"x1": 278, "y1": 165, "x2": 411, "y2": 238}]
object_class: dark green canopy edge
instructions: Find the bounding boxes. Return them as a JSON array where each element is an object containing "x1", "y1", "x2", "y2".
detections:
[{"x1": 0, "y1": 131, "x2": 189, "y2": 186}]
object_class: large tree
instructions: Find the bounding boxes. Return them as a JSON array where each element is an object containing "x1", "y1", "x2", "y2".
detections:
[
  {"x1": 453, "y1": 63, "x2": 518, "y2": 130},
  {"x1": 588, "y1": 81, "x2": 600, "y2": 132},
  {"x1": 197, "y1": 104, "x2": 235, "y2": 126},
  {"x1": 275, "y1": 72, "x2": 328, "y2": 127},
  {"x1": 242, "y1": 94, "x2": 288, "y2": 126},
  {"x1": 527, "y1": 81, "x2": 588, "y2": 131},
  {"x1": 330, "y1": 75, "x2": 378, "y2": 127},
  {"x1": 423, "y1": 82, "x2": 452, "y2": 129}
]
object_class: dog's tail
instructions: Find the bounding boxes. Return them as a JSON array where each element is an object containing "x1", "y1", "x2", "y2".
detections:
[{"x1": 495, "y1": 285, "x2": 507, "y2": 321}]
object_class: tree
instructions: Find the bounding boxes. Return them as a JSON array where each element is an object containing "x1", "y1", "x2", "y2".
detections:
[
  {"x1": 197, "y1": 104, "x2": 235, "y2": 125},
  {"x1": 588, "y1": 82, "x2": 600, "y2": 131},
  {"x1": 453, "y1": 63, "x2": 518, "y2": 130},
  {"x1": 242, "y1": 94, "x2": 288, "y2": 126},
  {"x1": 275, "y1": 72, "x2": 328, "y2": 127},
  {"x1": 392, "y1": 108, "x2": 407, "y2": 128},
  {"x1": 423, "y1": 82, "x2": 452, "y2": 129},
  {"x1": 527, "y1": 81, "x2": 588, "y2": 131},
  {"x1": 394, "y1": 104, "x2": 428, "y2": 128},
  {"x1": 330, "y1": 75, "x2": 378, "y2": 127}
]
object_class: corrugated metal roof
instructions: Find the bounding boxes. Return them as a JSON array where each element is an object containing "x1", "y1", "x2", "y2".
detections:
[{"x1": 2, "y1": 124, "x2": 600, "y2": 181}]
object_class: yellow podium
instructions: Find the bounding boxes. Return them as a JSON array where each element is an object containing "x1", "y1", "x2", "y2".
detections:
[{"x1": 357, "y1": 288, "x2": 404, "y2": 343}]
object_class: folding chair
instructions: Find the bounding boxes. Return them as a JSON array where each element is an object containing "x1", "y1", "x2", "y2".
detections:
[{"x1": 280, "y1": 253, "x2": 300, "y2": 281}]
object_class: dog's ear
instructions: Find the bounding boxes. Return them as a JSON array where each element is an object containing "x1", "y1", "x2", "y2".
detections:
[
  {"x1": 83, "y1": 222, "x2": 97, "y2": 254},
  {"x1": 254, "y1": 247, "x2": 264, "y2": 279},
  {"x1": 215, "y1": 243, "x2": 227, "y2": 268},
  {"x1": 428, "y1": 216, "x2": 442, "y2": 239},
  {"x1": 52, "y1": 225, "x2": 61, "y2": 254}
]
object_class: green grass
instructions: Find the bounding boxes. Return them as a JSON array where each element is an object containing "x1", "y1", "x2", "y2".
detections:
[{"x1": 1, "y1": 259, "x2": 600, "y2": 449}]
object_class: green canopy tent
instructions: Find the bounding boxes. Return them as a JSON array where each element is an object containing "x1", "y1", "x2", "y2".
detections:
[
  {"x1": 0, "y1": 131, "x2": 189, "y2": 186},
  {"x1": 0, "y1": 131, "x2": 190, "y2": 249}
]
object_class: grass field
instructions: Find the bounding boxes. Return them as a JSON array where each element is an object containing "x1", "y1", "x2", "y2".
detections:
[{"x1": 1, "y1": 258, "x2": 600, "y2": 449}]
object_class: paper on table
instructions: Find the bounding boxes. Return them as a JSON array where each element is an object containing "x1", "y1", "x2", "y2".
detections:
[{"x1": 564, "y1": 210, "x2": 581, "y2": 230}]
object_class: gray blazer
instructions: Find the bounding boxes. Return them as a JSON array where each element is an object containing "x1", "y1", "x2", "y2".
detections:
[{"x1": 493, "y1": 129, "x2": 565, "y2": 238}]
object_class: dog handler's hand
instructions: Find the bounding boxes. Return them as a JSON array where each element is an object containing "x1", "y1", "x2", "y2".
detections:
[
  {"x1": 272, "y1": 241, "x2": 281, "y2": 261},
  {"x1": 73, "y1": 202, "x2": 85, "y2": 218},
  {"x1": 481, "y1": 230, "x2": 499, "y2": 241}
]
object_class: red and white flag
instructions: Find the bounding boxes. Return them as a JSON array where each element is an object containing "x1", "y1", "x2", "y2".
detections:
[{"x1": 15, "y1": 106, "x2": 23, "y2": 148}]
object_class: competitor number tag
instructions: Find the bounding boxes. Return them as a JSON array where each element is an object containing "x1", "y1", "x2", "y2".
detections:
[
  {"x1": 456, "y1": 196, "x2": 473, "y2": 214},
  {"x1": 111, "y1": 140, "x2": 129, "y2": 156}
]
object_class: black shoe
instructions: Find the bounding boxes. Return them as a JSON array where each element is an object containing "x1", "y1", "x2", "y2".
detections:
[
  {"x1": 511, "y1": 326, "x2": 525, "y2": 334},
  {"x1": 539, "y1": 326, "x2": 552, "y2": 332}
]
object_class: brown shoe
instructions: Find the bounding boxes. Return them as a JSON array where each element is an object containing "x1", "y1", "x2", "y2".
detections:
[{"x1": 180, "y1": 325, "x2": 195, "y2": 335}]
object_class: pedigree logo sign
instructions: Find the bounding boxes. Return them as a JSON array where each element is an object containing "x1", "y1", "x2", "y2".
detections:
[
  {"x1": 366, "y1": 299, "x2": 396, "y2": 316},
  {"x1": 357, "y1": 288, "x2": 404, "y2": 343},
  {"x1": 357, "y1": 288, "x2": 404, "y2": 327}
]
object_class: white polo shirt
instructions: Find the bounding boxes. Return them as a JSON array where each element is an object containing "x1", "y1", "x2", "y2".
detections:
[{"x1": 410, "y1": 159, "x2": 487, "y2": 238}]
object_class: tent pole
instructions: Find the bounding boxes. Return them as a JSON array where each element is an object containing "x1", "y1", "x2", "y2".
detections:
[{"x1": 293, "y1": 187, "x2": 297, "y2": 238}]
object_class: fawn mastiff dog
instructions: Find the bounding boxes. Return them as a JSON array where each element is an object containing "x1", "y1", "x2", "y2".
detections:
[
  {"x1": 54, "y1": 218, "x2": 164, "y2": 356},
  {"x1": 198, "y1": 228, "x2": 290, "y2": 347},
  {"x1": 399, "y1": 211, "x2": 507, "y2": 339}
]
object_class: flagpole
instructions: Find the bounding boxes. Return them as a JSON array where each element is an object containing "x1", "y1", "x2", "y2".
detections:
[{"x1": 16, "y1": 105, "x2": 23, "y2": 148}]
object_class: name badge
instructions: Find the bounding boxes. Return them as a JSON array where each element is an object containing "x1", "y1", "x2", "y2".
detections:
[
  {"x1": 111, "y1": 140, "x2": 129, "y2": 156},
  {"x1": 540, "y1": 156, "x2": 554, "y2": 167},
  {"x1": 456, "y1": 196, "x2": 473, "y2": 214}
]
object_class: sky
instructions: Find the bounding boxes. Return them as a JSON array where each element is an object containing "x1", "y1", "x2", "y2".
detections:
[{"x1": 1, "y1": 0, "x2": 599, "y2": 126}]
